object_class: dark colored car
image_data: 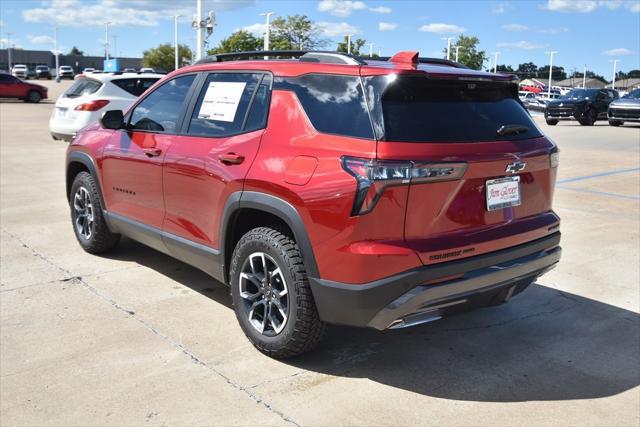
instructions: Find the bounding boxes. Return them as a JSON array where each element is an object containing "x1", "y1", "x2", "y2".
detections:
[
  {"x1": 608, "y1": 88, "x2": 640, "y2": 126},
  {"x1": 35, "y1": 65, "x2": 52, "y2": 80},
  {"x1": 545, "y1": 88, "x2": 619, "y2": 126},
  {"x1": 0, "y1": 73, "x2": 48, "y2": 102},
  {"x1": 65, "y1": 50, "x2": 561, "y2": 358}
]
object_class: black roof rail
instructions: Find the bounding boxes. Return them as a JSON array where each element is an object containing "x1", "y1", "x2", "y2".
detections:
[
  {"x1": 375, "y1": 56, "x2": 469, "y2": 69},
  {"x1": 196, "y1": 50, "x2": 367, "y2": 65}
]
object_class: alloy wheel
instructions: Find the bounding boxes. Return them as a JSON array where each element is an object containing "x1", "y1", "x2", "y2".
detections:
[
  {"x1": 239, "y1": 252, "x2": 289, "y2": 336},
  {"x1": 73, "y1": 187, "x2": 94, "y2": 240}
]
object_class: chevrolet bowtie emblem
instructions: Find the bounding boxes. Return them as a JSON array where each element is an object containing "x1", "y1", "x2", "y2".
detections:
[{"x1": 506, "y1": 161, "x2": 526, "y2": 174}]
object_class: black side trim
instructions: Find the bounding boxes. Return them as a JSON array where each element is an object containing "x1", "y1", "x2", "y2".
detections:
[
  {"x1": 66, "y1": 151, "x2": 106, "y2": 208},
  {"x1": 309, "y1": 232, "x2": 561, "y2": 327},
  {"x1": 220, "y1": 191, "x2": 319, "y2": 280}
]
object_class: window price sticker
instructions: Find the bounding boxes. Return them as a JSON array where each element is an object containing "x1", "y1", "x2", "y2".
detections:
[{"x1": 197, "y1": 81, "x2": 246, "y2": 122}]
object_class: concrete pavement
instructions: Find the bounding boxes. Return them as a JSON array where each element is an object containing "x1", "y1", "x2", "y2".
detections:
[{"x1": 1, "y1": 80, "x2": 638, "y2": 426}]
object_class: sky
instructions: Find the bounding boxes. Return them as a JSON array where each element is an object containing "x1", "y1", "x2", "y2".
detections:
[{"x1": 0, "y1": 0, "x2": 639, "y2": 77}]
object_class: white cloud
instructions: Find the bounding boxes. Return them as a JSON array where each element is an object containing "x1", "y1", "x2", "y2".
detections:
[
  {"x1": 603, "y1": 47, "x2": 634, "y2": 56},
  {"x1": 369, "y1": 6, "x2": 392, "y2": 13},
  {"x1": 492, "y1": 1, "x2": 510, "y2": 13},
  {"x1": 378, "y1": 22, "x2": 397, "y2": 31},
  {"x1": 317, "y1": 0, "x2": 366, "y2": 17},
  {"x1": 22, "y1": 0, "x2": 254, "y2": 27},
  {"x1": 419, "y1": 23, "x2": 467, "y2": 34},
  {"x1": 545, "y1": 0, "x2": 639, "y2": 13},
  {"x1": 0, "y1": 38, "x2": 22, "y2": 49},
  {"x1": 317, "y1": 21, "x2": 361, "y2": 36},
  {"x1": 28, "y1": 34, "x2": 55, "y2": 44},
  {"x1": 537, "y1": 26, "x2": 569, "y2": 33},
  {"x1": 497, "y1": 40, "x2": 544, "y2": 49},
  {"x1": 241, "y1": 23, "x2": 266, "y2": 35},
  {"x1": 503, "y1": 23, "x2": 528, "y2": 31}
]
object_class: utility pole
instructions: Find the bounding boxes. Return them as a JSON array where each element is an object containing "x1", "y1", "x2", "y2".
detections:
[
  {"x1": 174, "y1": 14, "x2": 182, "y2": 70},
  {"x1": 454, "y1": 45, "x2": 461, "y2": 62},
  {"x1": 545, "y1": 51, "x2": 558, "y2": 97},
  {"x1": 583, "y1": 64, "x2": 586, "y2": 88},
  {"x1": 104, "y1": 22, "x2": 111, "y2": 60},
  {"x1": 260, "y1": 12, "x2": 274, "y2": 51},
  {"x1": 441, "y1": 37, "x2": 453, "y2": 60},
  {"x1": 54, "y1": 26, "x2": 60, "y2": 82},
  {"x1": 195, "y1": 0, "x2": 204, "y2": 60},
  {"x1": 6, "y1": 32, "x2": 12, "y2": 69},
  {"x1": 368, "y1": 43, "x2": 374, "y2": 58},
  {"x1": 610, "y1": 59, "x2": 620, "y2": 90},
  {"x1": 492, "y1": 51, "x2": 500, "y2": 73},
  {"x1": 346, "y1": 34, "x2": 353, "y2": 54}
]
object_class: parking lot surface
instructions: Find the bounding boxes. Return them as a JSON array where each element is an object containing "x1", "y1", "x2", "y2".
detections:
[{"x1": 1, "y1": 80, "x2": 639, "y2": 426}]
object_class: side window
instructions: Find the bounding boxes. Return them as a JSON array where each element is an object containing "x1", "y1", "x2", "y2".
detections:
[
  {"x1": 112, "y1": 78, "x2": 160, "y2": 97},
  {"x1": 245, "y1": 75, "x2": 272, "y2": 132},
  {"x1": 275, "y1": 74, "x2": 373, "y2": 139},
  {"x1": 129, "y1": 74, "x2": 196, "y2": 133},
  {"x1": 187, "y1": 73, "x2": 269, "y2": 137},
  {"x1": 0, "y1": 74, "x2": 15, "y2": 83}
]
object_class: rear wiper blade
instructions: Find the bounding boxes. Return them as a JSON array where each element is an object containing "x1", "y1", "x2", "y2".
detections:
[{"x1": 497, "y1": 124, "x2": 529, "y2": 137}]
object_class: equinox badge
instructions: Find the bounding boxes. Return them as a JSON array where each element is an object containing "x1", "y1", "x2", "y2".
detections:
[{"x1": 506, "y1": 161, "x2": 526, "y2": 174}]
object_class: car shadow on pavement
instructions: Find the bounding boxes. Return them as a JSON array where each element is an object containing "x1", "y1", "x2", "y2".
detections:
[{"x1": 102, "y1": 238, "x2": 639, "y2": 403}]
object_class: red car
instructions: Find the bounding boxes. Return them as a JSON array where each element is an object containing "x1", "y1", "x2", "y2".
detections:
[
  {"x1": 65, "y1": 50, "x2": 561, "y2": 358},
  {"x1": 0, "y1": 73, "x2": 48, "y2": 103}
]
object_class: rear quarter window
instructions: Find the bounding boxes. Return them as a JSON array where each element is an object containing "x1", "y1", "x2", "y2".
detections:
[
  {"x1": 111, "y1": 78, "x2": 160, "y2": 97},
  {"x1": 64, "y1": 79, "x2": 103, "y2": 98}
]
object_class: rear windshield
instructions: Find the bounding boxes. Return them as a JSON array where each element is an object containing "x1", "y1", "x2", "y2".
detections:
[
  {"x1": 63, "y1": 79, "x2": 102, "y2": 98},
  {"x1": 561, "y1": 89, "x2": 599, "y2": 100},
  {"x1": 363, "y1": 76, "x2": 542, "y2": 142},
  {"x1": 111, "y1": 78, "x2": 160, "y2": 97}
]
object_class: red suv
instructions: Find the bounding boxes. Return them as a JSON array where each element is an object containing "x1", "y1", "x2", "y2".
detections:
[{"x1": 65, "y1": 51, "x2": 561, "y2": 358}]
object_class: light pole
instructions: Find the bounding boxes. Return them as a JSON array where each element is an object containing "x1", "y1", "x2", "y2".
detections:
[
  {"x1": 195, "y1": 0, "x2": 204, "y2": 60},
  {"x1": 368, "y1": 42, "x2": 374, "y2": 58},
  {"x1": 174, "y1": 14, "x2": 182, "y2": 70},
  {"x1": 378, "y1": 47, "x2": 382, "y2": 57},
  {"x1": 54, "y1": 26, "x2": 60, "y2": 82},
  {"x1": 610, "y1": 59, "x2": 620, "y2": 90},
  {"x1": 104, "y1": 22, "x2": 112, "y2": 60},
  {"x1": 544, "y1": 51, "x2": 558, "y2": 97},
  {"x1": 346, "y1": 34, "x2": 353, "y2": 54},
  {"x1": 260, "y1": 12, "x2": 274, "y2": 51},
  {"x1": 491, "y1": 51, "x2": 500, "y2": 73},
  {"x1": 583, "y1": 64, "x2": 586, "y2": 88},
  {"x1": 441, "y1": 37, "x2": 453, "y2": 60},
  {"x1": 454, "y1": 45, "x2": 462, "y2": 62},
  {"x1": 6, "y1": 32, "x2": 12, "y2": 69}
]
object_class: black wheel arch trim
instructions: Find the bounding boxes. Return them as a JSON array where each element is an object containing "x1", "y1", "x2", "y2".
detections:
[
  {"x1": 66, "y1": 151, "x2": 105, "y2": 206},
  {"x1": 221, "y1": 191, "x2": 320, "y2": 282}
]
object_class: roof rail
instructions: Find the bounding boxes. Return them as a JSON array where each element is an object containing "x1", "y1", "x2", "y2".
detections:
[
  {"x1": 195, "y1": 50, "x2": 366, "y2": 65},
  {"x1": 376, "y1": 56, "x2": 468, "y2": 69}
]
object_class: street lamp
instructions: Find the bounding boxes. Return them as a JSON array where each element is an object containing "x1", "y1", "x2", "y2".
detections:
[
  {"x1": 454, "y1": 45, "x2": 462, "y2": 62},
  {"x1": 368, "y1": 42, "x2": 374, "y2": 58},
  {"x1": 260, "y1": 12, "x2": 274, "y2": 51},
  {"x1": 104, "y1": 22, "x2": 112, "y2": 60},
  {"x1": 583, "y1": 64, "x2": 587, "y2": 88},
  {"x1": 54, "y1": 26, "x2": 60, "y2": 82},
  {"x1": 346, "y1": 34, "x2": 353, "y2": 54},
  {"x1": 6, "y1": 32, "x2": 12, "y2": 69},
  {"x1": 610, "y1": 59, "x2": 621, "y2": 90},
  {"x1": 491, "y1": 51, "x2": 500, "y2": 73},
  {"x1": 441, "y1": 37, "x2": 453, "y2": 60},
  {"x1": 544, "y1": 51, "x2": 558, "y2": 97},
  {"x1": 174, "y1": 14, "x2": 182, "y2": 70}
]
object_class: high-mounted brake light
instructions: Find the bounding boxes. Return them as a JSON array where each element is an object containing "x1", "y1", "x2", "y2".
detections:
[
  {"x1": 74, "y1": 99, "x2": 110, "y2": 111},
  {"x1": 342, "y1": 157, "x2": 467, "y2": 215}
]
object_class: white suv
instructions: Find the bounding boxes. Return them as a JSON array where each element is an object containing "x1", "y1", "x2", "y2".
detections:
[
  {"x1": 49, "y1": 72, "x2": 162, "y2": 141},
  {"x1": 11, "y1": 64, "x2": 28, "y2": 79}
]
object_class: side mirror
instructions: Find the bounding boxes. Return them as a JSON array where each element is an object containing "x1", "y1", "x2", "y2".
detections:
[{"x1": 100, "y1": 110, "x2": 124, "y2": 130}]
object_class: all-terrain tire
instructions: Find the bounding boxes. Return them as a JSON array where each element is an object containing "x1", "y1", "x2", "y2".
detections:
[
  {"x1": 229, "y1": 226, "x2": 326, "y2": 358},
  {"x1": 70, "y1": 171, "x2": 120, "y2": 254}
]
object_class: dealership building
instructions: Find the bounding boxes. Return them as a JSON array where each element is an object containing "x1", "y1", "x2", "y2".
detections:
[{"x1": 0, "y1": 48, "x2": 143, "y2": 73}]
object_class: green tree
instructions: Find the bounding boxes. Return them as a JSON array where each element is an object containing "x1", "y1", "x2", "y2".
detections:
[
  {"x1": 538, "y1": 65, "x2": 567, "y2": 81},
  {"x1": 445, "y1": 35, "x2": 486, "y2": 70},
  {"x1": 336, "y1": 36, "x2": 366, "y2": 56},
  {"x1": 496, "y1": 64, "x2": 514, "y2": 72},
  {"x1": 142, "y1": 43, "x2": 192, "y2": 72},
  {"x1": 516, "y1": 62, "x2": 539, "y2": 79},
  {"x1": 207, "y1": 30, "x2": 262, "y2": 55},
  {"x1": 269, "y1": 15, "x2": 326, "y2": 50},
  {"x1": 68, "y1": 46, "x2": 84, "y2": 56},
  {"x1": 627, "y1": 69, "x2": 640, "y2": 78}
]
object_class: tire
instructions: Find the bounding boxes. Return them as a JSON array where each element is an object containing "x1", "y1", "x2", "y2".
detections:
[
  {"x1": 609, "y1": 120, "x2": 623, "y2": 127},
  {"x1": 546, "y1": 119, "x2": 558, "y2": 126},
  {"x1": 69, "y1": 171, "x2": 120, "y2": 254},
  {"x1": 26, "y1": 91, "x2": 41, "y2": 103},
  {"x1": 229, "y1": 226, "x2": 326, "y2": 359},
  {"x1": 579, "y1": 109, "x2": 597, "y2": 126}
]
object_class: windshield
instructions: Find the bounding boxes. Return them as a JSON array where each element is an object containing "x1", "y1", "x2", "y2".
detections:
[
  {"x1": 36, "y1": 66, "x2": 48, "y2": 70},
  {"x1": 622, "y1": 89, "x2": 640, "y2": 99},
  {"x1": 364, "y1": 76, "x2": 542, "y2": 142},
  {"x1": 561, "y1": 89, "x2": 599, "y2": 100},
  {"x1": 63, "y1": 79, "x2": 102, "y2": 98}
]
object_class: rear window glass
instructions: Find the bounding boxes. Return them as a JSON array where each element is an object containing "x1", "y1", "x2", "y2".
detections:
[
  {"x1": 275, "y1": 74, "x2": 373, "y2": 139},
  {"x1": 64, "y1": 79, "x2": 102, "y2": 98},
  {"x1": 111, "y1": 78, "x2": 160, "y2": 97},
  {"x1": 364, "y1": 76, "x2": 542, "y2": 142}
]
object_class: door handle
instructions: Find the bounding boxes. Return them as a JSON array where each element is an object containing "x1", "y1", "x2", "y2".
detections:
[
  {"x1": 143, "y1": 148, "x2": 162, "y2": 157},
  {"x1": 219, "y1": 153, "x2": 245, "y2": 165}
]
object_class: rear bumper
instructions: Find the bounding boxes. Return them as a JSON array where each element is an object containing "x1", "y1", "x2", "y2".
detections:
[
  {"x1": 50, "y1": 131, "x2": 75, "y2": 142},
  {"x1": 309, "y1": 232, "x2": 561, "y2": 330}
]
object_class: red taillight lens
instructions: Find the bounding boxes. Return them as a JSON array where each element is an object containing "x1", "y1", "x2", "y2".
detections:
[
  {"x1": 74, "y1": 100, "x2": 110, "y2": 111},
  {"x1": 342, "y1": 157, "x2": 467, "y2": 215}
]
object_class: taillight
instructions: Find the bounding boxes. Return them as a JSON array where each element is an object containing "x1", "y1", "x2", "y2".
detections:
[
  {"x1": 550, "y1": 151, "x2": 559, "y2": 168},
  {"x1": 341, "y1": 156, "x2": 467, "y2": 215},
  {"x1": 74, "y1": 100, "x2": 110, "y2": 111}
]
